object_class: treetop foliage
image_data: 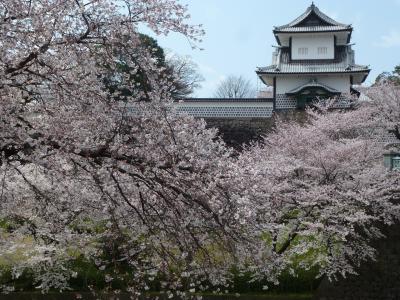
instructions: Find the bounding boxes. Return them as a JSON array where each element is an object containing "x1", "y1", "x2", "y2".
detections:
[{"x1": 375, "y1": 64, "x2": 400, "y2": 86}]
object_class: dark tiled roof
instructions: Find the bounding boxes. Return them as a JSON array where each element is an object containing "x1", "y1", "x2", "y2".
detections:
[
  {"x1": 275, "y1": 25, "x2": 351, "y2": 33},
  {"x1": 257, "y1": 47, "x2": 370, "y2": 75},
  {"x1": 274, "y1": 3, "x2": 351, "y2": 33},
  {"x1": 176, "y1": 98, "x2": 274, "y2": 103}
]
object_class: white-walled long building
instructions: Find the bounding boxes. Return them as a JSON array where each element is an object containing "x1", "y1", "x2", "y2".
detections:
[{"x1": 177, "y1": 3, "x2": 370, "y2": 118}]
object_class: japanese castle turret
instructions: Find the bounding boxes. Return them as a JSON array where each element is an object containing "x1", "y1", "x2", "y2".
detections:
[
  {"x1": 177, "y1": 3, "x2": 370, "y2": 119},
  {"x1": 257, "y1": 3, "x2": 370, "y2": 110}
]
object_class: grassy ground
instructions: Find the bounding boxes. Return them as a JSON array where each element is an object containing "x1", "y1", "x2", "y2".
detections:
[{"x1": 0, "y1": 218, "x2": 320, "y2": 299}]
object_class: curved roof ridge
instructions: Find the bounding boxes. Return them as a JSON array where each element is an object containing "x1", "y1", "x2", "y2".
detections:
[
  {"x1": 286, "y1": 79, "x2": 341, "y2": 95},
  {"x1": 276, "y1": 5, "x2": 313, "y2": 29},
  {"x1": 275, "y1": 3, "x2": 350, "y2": 30}
]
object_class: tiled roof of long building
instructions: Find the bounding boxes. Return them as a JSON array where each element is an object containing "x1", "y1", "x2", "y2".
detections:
[{"x1": 175, "y1": 98, "x2": 273, "y2": 103}]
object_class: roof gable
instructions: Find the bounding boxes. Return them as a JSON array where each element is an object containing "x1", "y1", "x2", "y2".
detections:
[
  {"x1": 274, "y1": 3, "x2": 351, "y2": 31},
  {"x1": 296, "y1": 11, "x2": 333, "y2": 27}
]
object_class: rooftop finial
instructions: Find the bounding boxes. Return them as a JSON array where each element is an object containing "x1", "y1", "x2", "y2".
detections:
[{"x1": 311, "y1": 1, "x2": 315, "y2": 7}]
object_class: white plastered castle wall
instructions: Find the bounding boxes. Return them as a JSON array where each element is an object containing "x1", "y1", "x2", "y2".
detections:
[
  {"x1": 292, "y1": 34, "x2": 334, "y2": 60},
  {"x1": 276, "y1": 75, "x2": 350, "y2": 94},
  {"x1": 275, "y1": 75, "x2": 351, "y2": 110}
]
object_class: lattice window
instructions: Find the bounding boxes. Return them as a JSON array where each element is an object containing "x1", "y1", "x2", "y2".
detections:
[
  {"x1": 298, "y1": 47, "x2": 308, "y2": 56},
  {"x1": 318, "y1": 47, "x2": 327, "y2": 55}
]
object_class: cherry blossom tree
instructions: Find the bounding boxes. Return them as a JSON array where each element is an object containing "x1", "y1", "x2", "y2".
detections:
[
  {"x1": 228, "y1": 98, "x2": 400, "y2": 283},
  {"x1": 0, "y1": 0, "x2": 241, "y2": 296},
  {"x1": 366, "y1": 84, "x2": 400, "y2": 142},
  {"x1": 0, "y1": 0, "x2": 400, "y2": 297}
]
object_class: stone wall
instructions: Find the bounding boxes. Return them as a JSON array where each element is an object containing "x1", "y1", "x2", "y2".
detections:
[
  {"x1": 314, "y1": 223, "x2": 400, "y2": 300},
  {"x1": 204, "y1": 118, "x2": 275, "y2": 149},
  {"x1": 204, "y1": 111, "x2": 309, "y2": 148}
]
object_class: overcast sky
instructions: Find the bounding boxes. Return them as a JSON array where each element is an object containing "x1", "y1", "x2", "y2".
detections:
[{"x1": 143, "y1": 0, "x2": 400, "y2": 97}]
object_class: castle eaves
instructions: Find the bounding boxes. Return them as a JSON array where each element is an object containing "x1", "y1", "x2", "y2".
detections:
[
  {"x1": 257, "y1": 64, "x2": 369, "y2": 74},
  {"x1": 274, "y1": 25, "x2": 351, "y2": 33},
  {"x1": 257, "y1": 47, "x2": 370, "y2": 75}
]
